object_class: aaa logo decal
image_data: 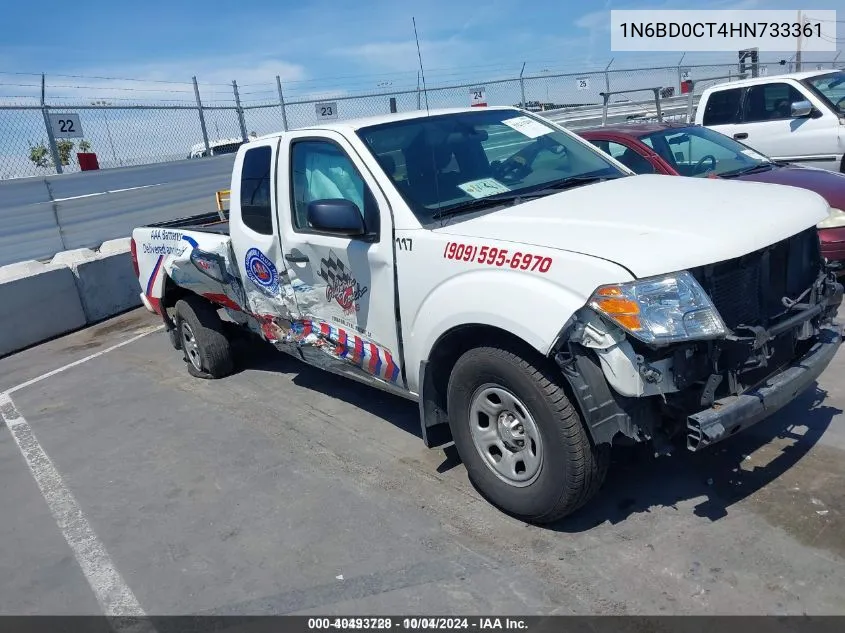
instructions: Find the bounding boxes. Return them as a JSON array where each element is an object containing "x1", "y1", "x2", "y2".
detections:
[{"x1": 245, "y1": 248, "x2": 279, "y2": 294}]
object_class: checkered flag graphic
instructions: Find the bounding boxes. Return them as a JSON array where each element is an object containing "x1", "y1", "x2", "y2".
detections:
[{"x1": 319, "y1": 250, "x2": 346, "y2": 287}]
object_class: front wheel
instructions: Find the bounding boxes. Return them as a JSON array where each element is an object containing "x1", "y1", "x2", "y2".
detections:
[{"x1": 446, "y1": 345, "x2": 608, "y2": 524}]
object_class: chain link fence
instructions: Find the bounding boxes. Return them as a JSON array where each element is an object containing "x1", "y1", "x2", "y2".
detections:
[{"x1": 1, "y1": 58, "x2": 842, "y2": 180}]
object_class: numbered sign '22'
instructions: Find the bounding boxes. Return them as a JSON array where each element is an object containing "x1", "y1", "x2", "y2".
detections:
[{"x1": 48, "y1": 113, "x2": 84, "y2": 139}]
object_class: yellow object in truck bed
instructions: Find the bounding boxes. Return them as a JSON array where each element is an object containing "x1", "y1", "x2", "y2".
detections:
[{"x1": 215, "y1": 189, "x2": 230, "y2": 212}]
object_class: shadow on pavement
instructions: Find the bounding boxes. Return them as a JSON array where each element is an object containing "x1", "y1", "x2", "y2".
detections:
[
  {"x1": 230, "y1": 333, "x2": 841, "y2": 530},
  {"x1": 554, "y1": 385, "x2": 840, "y2": 532},
  {"x1": 231, "y1": 333, "x2": 421, "y2": 438}
]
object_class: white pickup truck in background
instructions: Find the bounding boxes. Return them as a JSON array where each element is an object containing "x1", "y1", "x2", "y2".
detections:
[
  {"x1": 695, "y1": 69, "x2": 845, "y2": 172},
  {"x1": 131, "y1": 106, "x2": 843, "y2": 523}
]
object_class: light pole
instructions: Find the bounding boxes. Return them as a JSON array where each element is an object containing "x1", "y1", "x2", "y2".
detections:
[{"x1": 91, "y1": 100, "x2": 120, "y2": 166}]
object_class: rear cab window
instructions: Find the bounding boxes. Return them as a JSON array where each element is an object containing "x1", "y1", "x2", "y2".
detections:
[
  {"x1": 702, "y1": 88, "x2": 743, "y2": 125},
  {"x1": 240, "y1": 146, "x2": 274, "y2": 235}
]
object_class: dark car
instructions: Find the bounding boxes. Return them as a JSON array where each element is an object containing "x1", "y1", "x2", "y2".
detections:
[{"x1": 578, "y1": 122, "x2": 845, "y2": 270}]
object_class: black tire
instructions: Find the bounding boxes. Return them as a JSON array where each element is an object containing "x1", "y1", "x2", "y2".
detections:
[
  {"x1": 174, "y1": 296, "x2": 234, "y2": 379},
  {"x1": 166, "y1": 324, "x2": 182, "y2": 350},
  {"x1": 446, "y1": 345, "x2": 609, "y2": 524}
]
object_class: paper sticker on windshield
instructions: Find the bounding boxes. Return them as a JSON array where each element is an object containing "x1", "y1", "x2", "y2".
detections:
[
  {"x1": 502, "y1": 116, "x2": 553, "y2": 139},
  {"x1": 741, "y1": 149, "x2": 767, "y2": 161},
  {"x1": 457, "y1": 178, "x2": 511, "y2": 199}
]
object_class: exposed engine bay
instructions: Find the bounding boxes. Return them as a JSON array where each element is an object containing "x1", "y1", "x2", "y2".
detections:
[{"x1": 555, "y1": 228, "x2": 844, "y2": 453}]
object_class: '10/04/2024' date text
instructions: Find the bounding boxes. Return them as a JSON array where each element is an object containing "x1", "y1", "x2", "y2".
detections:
[{"x1": 307, "y1": 617, "x2": 529, "y2": 630}]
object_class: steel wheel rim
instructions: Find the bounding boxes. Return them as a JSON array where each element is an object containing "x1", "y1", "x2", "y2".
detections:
[
  {"x1": 468, "y1": 384, "x2": 543, "y2": 487},
  {"x1": 181, "y1": 322, "x2": 202, "y2": 371}
]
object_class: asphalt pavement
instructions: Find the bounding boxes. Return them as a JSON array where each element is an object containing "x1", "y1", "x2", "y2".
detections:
[{"x1": 0, "y1": 308, "x2": 843, "y2": 615}]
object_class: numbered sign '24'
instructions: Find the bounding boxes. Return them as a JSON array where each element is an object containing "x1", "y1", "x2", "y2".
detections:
[{"x1": 470, "y1": 87, "x2": 487, "y2": 107}]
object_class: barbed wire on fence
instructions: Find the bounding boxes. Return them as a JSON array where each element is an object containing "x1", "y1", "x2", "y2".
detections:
[{"x1": 1, "y1": 57, "x2": 842, "y2": 180}]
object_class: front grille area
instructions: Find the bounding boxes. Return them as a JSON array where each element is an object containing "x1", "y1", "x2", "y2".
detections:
[{"x1": 691, "y1": 228, "x2": 821, "y2": 331}]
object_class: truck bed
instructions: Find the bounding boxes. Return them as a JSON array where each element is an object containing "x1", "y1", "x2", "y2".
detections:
[{"x1": 147, "y1": 211, "x2": 230, "y2": 235}]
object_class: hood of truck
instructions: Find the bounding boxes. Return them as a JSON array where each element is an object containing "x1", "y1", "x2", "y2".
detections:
[{"x1": 434, "y1": 174, "x2": 830, "y2": 278}]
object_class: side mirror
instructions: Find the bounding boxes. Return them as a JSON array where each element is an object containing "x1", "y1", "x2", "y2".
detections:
[
  {"x1": 307, "y1": 199, "x2": 366, "y2": 236},
  {"x1": 190, "y1": 249, "x2": 228, "y2": 284},
  {"x1": 790, "y1": 100, "x2": 813, "y2": 118}
]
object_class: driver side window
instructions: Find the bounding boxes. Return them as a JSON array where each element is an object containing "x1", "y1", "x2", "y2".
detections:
[{"x1": 290, "y1": 139, "x2": 379, "y2": 239}]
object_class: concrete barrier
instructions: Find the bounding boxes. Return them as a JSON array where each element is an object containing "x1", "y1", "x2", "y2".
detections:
[
  {"x1": 51, "y1": 238, "x2": 142, "y2": 323},
  {"x1": 0, "y1": 260, "x2": 87, "y2": 357}
]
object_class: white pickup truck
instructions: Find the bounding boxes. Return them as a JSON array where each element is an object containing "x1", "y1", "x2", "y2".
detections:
[
  {"x1": 695, "y1": 69, "x2": 845, "y2": 172},
  {"x1": 131, "y1": 106, "x2": 843, "y2": 523}
]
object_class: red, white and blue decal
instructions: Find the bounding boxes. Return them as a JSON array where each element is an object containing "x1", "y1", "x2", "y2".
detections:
[
  {"x1": 290, "y1": 318, "x2": 401, "y2": 384},
  {"x1": 245, "y1": 248, "x2": 279, "y2": 294}
]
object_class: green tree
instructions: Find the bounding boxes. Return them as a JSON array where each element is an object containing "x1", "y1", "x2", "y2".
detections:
[
  {"x1": 57, "y1": 139, "x2": 75, "y2": 166},
  {"x1": 27, "y1": 141, "x2": 51, "y2": 169}
]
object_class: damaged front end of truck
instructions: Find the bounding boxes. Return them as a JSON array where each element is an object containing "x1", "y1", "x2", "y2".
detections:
[{"x1": 555, "y1": 227, "x2": 843, "y2": 454}]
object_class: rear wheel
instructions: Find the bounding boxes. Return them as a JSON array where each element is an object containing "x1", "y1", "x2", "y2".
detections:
[
  {"x1": 446, "y1": 345, "x2": 608, "y2": 524},
  {"x1": 174, "y1": 296, "x2": 234, "y2": 379}
]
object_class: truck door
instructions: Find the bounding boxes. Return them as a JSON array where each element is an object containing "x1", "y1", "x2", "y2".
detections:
[
  {"x1": 736, "y1": 81, "x2": 838, "y2": 169},
  {"x1": 228, "y1": 139, "x2": 301, "y2": 330},
  {"x1": 275, "y1": 130, "x2": 405, "y2": 389}
]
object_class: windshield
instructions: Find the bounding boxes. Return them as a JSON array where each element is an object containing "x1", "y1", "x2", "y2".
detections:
[
  {"x1": 802, "y1": 71, "x2": 845, "y2": 114},
  {"x1": 356, "y1": 109, "x2": 626, "y2": 222},
  {"x1": 639, "y1": 125, "x2": 773, "y2": 178}
]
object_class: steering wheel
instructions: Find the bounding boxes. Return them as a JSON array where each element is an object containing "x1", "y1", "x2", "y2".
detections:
[
  {"x1": 491, "y1": 156, "x2": 531, "y2": 182},
  {"x1": 693, "y1": 154, "x2": 717, "y2": 175}
]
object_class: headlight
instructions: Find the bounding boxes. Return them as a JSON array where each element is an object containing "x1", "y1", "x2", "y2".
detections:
[
  {"x1": 817, "y1": 208, "x2": 845, "y2": 229},
  {"x1": 588, "y1": 271, "x2": 727, "y2": 344}
]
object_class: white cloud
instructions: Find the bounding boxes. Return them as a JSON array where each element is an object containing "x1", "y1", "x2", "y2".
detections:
[
  {"x1": 575, "y1": 10, "x2": 610, "y2": 31},
  {"x1": 329, "y1": 38, "x2": 478, "y2": 74}
]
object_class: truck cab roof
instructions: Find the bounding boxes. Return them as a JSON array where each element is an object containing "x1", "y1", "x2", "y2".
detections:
[
  {"x1": 250, "y1": 106, "x2": 523, "y2": 143},
  {"x1": 701, "y1": 69, "x2": 836, "y2": 92}
]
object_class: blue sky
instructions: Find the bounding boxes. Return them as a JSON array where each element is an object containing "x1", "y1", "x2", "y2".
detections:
[
  {"x1": 1, "y1": 0, "x2": 841, "y2": 98},
  {"x1": 0, "y1": 0, "x2": 841, "y2": 179}
]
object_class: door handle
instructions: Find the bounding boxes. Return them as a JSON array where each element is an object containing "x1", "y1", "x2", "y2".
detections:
[
  {"x1": 733, "y1": 132, "x2": 748, "y2": 140},
  {"x1": 284, "y1": 252, "x2": 309, "y2": 264}
]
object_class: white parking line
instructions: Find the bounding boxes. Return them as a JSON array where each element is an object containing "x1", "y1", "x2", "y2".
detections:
[
  {"x1": 50, "y1": 183, "x2": 164, "y2": 204},
  {"x1": 6, "y1": 325, "x2": 163, "y2": 396},
  {"x1": 0, "y1": 392, "x2": 146, "y2": 617}
]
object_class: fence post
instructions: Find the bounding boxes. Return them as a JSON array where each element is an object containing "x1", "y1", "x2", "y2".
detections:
[
  {"x1": 276, "y1": 75, "x2": 289, "y2": 131},
  {"x1": 519, "y1": 62, "x2": 526, "y2": 108},
  {"x1": 193, "y1": 76, "x2": 211, "y2": 157},
  {"x1": 40, "y1": 73, "x2": 62, "y2": 174},
  {"x1": 653, "y1": 88, "x2": 663, "y2": 122},
  {"x1": 604, "y1": 58, "x2": 613, "y2": 96},
  {"x1": 232, "y1": 80, "x2": 248, "y2": 142},
  {"x1": 686, "y1": 81, "x2": 695, "y2": 123},
  {"x1": 416, "y1": 72, "x2": 421, "y2": 110},
  {"x1": 676, "y1": 53, "x2": 685, "y2": 92},
  {"x1": 600, "y1": 92, "x2": 610, "y2": 126}
]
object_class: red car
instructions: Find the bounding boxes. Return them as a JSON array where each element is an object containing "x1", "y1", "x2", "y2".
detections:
[{"x1": 578, "y1": 123, "x2": 845, "y2": 271}]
